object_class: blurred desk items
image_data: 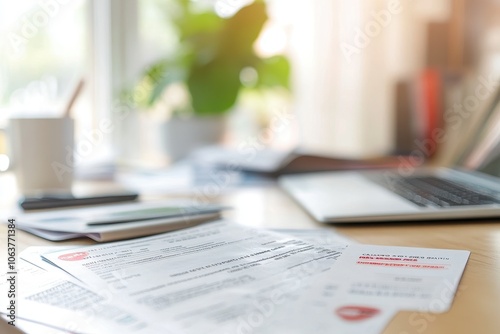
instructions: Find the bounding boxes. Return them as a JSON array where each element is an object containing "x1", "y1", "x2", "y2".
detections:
[
  {"x1": 190, "y1": 146, "x2": 400, "y2": 176},
  {"x1": 114, "y1": 146, "x2": 401, "y2": 197}
]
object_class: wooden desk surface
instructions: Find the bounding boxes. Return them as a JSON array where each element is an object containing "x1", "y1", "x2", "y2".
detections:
[{"x1": 1, "y1": 184, "x2": 499, "y2": 334}]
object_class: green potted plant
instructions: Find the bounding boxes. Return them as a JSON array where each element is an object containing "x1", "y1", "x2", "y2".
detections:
[{"x1": 134, "y1": 0, "x2": 290, "y2": 160}]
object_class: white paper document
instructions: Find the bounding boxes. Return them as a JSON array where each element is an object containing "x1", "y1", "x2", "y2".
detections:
[
  {"x1": 41, "y1": 221, "x2": 348, "y2": 333},
  {"x1": 273, "y1": 228, "x2": 356, "y2": 246},
  {"x1": 30, "y1": 222, "x2": 469, "y2": 334},
  {"x1": 327, "y1": 244, "x2": 470, "y2": 312},
  {"x1": 266, "y1": 244, "x2": 470, "y2": 334},
  {"x1": 0, "y1": 259, "x2": 176, "y2": 334}
]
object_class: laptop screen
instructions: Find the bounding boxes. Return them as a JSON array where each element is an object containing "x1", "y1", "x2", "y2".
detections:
[
  {"x1": 455, "y1": 83, "x2": 500, "y2": 177},
  {"x1": 478, "y1": 154, "x2": 500, "y2": 178}
]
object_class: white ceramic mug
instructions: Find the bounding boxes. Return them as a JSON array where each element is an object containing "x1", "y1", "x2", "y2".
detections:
[
  {"x1": 0, "y1": 125, "x2": 9, "y2": 171},
  {"x1": 8, "y1": 117, "x2": 74, "y2": 195}
]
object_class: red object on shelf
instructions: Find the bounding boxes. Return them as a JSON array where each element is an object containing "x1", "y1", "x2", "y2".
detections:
[{"x1": 418, "y1": 68, "x2": 443, "y2": 157}]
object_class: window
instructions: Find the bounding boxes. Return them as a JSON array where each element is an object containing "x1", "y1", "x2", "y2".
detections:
[
  {"x1": 0, "y1": 0, "x2": 93, "y2": 169},
  {"x1": 0, "y1": 0, "x2": 89, "y2": 118}
]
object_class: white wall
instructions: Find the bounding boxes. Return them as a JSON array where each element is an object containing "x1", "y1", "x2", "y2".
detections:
[{"x1": 287, "y1": 0, "x2": 451, "y2": 157}]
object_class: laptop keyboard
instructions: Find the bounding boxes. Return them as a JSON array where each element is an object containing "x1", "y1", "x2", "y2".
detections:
[{"x1": 373, "y1": 175, "x2": 500, "y2": 208}]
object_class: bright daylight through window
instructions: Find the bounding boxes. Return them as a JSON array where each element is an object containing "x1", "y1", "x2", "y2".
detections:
[{"x1": 0, "y1": 0, "x2": 89, "y2": 171}]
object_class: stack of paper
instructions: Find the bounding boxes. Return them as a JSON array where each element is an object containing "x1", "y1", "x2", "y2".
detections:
[
  {"x1": 11, "y1": 201, "x2": 225, "y2": 242},
  {"x1": 1, "y1": 220, "x2": 469, "y2": 334}
]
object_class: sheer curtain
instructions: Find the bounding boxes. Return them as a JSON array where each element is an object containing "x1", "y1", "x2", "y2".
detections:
[{"x1": 287, "y1": 0, "x2": 452, "y2": 157}]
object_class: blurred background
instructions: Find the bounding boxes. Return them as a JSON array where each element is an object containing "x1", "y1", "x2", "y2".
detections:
[{"x1": 1, "y1": 0, "x2": 500, "y2": 171}]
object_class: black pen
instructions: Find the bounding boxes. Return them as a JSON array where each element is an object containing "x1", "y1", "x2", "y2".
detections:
[{"x1": 19, "y1": 193, "x2": 139, "y2": 211}]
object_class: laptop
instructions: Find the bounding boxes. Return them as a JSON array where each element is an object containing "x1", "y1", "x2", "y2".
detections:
[
  {"x1": 279, "y1": 75, "x2": 500, "y2": 223},
  {"x1": 280, "y1": 76, "x2": 500, "y2": 223},
  {"x1": 279, "y1": 165, "x2": 500, "y2": 222}
]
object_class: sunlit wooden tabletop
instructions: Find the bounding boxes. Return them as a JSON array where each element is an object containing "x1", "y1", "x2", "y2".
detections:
[{"x1": 1, "y1": 174, "x2": 499, "y2": 334}]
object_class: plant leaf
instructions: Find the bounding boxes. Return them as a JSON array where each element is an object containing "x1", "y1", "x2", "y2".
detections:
[
  {"x1": 255, "y1": 55, "x2": 291, "y2": 89},
  {"x1": 187, "y1": 60, "x2": 241, "y2": 115},
  {"x1": 177, "y1": 12, "x2": 222, "y2": 42},
  {"x1": 218, "y1": 1, "x2": 268, "y2": 60},
  {"x1": 139, "y1": 56, "x2": 190, "y2": 106},
  {"x1": 148, "y1": 67, "x2": 186, "y2": 106}
]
